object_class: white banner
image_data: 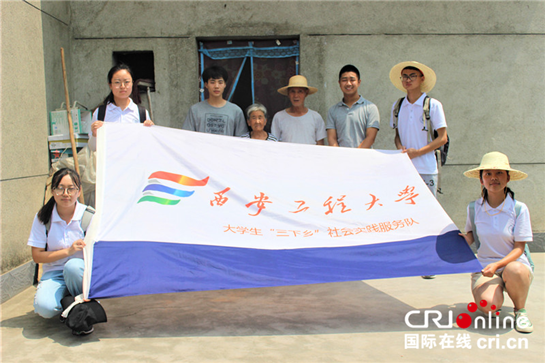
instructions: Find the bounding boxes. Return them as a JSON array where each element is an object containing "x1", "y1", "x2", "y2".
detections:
[{"x1": 83, "y1": 124, "x2": 480, "y2": 299}]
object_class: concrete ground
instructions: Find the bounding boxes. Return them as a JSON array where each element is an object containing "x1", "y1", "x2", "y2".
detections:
[{"x1": 1, "y1": 255, "x2": 544, "y2": 363}]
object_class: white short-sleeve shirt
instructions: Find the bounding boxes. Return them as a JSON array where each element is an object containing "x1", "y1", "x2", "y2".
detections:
[
  {"x1": 465, "y1": 195, "x2": 533, "y2": 270},
  {"x1": 27, "y1": 202, "x2": 90, "y2": 274},
  {"x1": 389, "y1": 93, "x2": 447, "y2": 174},
  {"x1": 88, "y1": 99, "x2": 149, "y2": 151},
  {"x1": 271, "y1": 109, "x2": 327, "y2": 145}
]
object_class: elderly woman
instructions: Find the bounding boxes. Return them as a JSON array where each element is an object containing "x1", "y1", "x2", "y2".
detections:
[{"x1": 240, "y1": 103, "x2": 278, "y2": 141}]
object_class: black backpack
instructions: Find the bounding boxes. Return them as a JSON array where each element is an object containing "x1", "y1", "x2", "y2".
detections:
[{"x1": 60, "y1": 294, "x2": 107, "y2": 335}]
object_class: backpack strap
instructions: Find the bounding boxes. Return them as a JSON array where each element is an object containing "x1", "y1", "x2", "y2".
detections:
[
  {"x1": 514, "y1": 201, "x2": 534, "y2": 271},
  {"x1": 138, "y1": 105, "x2": 146, "y2": 123},
  {"x1": 422, "y1": 96, "x2": 432, "y2": 143},
  {"x1": 45, "y1": 220, "x2": 51, "y2": 238},
  {"x1": 392, "y1": 97, "x2": 404, "y2": 129},
  {"x1": 33, "y1": 221, "x2": 51, "y2": 286},
  {"x1": 97, "y1": 104, "x2": 106, "y2": 121},
  {"x1": 469, "y1": 201, "x2": 479, "y2": 250}
]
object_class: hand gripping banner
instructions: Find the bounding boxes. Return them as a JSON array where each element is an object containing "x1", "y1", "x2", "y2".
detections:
[{"x1": 83, "y1": 124, "x2": 481, "y2": 299}]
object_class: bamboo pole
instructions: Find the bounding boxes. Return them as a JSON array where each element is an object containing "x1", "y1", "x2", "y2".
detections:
[{"x1": 60, "y1": 47, "x2": 85, "y2": 203}]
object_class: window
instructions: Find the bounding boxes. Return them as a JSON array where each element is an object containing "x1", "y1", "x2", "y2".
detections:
[{"x1": 113, "y1": 51, "x2": 156, "y2": 92}]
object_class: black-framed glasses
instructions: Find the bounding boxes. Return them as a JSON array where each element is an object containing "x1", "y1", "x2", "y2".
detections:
[
  {"x1": 52, "y1": 187, "x2": 79, "y2": 196},
  {"x1": 400, "y1": 74, "x2": 421, "y2": 82}
]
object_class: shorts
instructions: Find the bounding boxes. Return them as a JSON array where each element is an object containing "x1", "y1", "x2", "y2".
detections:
[
  {"x1": 471, "y1": 264, "x2": 534, "y2": 291},
  {"x1": 420, "y1": 174, "x2": 438, "y2": 197}
]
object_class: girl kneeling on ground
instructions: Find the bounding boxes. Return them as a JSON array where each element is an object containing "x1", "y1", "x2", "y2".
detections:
[
  {"x1": 460, "y1": 151, "x2": 534, "y2": 333},
  {"x1": 28, "y1": 168, "x2": 94, "y2": 336}
]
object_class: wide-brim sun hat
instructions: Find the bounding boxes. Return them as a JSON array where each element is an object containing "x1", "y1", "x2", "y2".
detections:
[
  {"x1": 463, "y1": 151, "x2": 528, "y2": 181},
  {"x1": 277, "y1": 75, "x2": 318, "y2": 96},
  {"x1": 389, "y1": 61, "x2": 437, "y2": 93}
]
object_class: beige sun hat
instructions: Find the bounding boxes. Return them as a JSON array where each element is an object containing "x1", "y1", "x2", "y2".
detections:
[
  {"x1": 389, "y1": 61, "x2": 437, "y2": 93},
  {"x1": 463, "y1": 151, "x2": 528, "y2": 181},
  {"x1": 277, "y1": 75, "x2": 318, "y2": 96}
]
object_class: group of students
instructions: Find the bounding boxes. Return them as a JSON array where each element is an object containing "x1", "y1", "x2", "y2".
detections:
[
  {"x1": 182, "y1": 62, "x2": 446, "y2": 199},
  {"x1": 27, "y1": 61, "x2": 534, "y2": 335}
]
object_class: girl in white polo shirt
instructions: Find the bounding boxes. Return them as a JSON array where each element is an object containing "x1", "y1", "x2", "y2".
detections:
[
  {"x1": 27, "y1": 168, "x2": 94, "y2": 335},
  {"x1": 88, "y1": 63, "x2": 154, "y2": 151},
  {"x1": 460, "y1": 152, "x2": 534, "y2": 333}
]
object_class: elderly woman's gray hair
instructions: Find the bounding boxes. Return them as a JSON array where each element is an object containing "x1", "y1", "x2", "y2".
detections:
[{"x1": 245, "y1": 103, "x2": 268, "y2": 119}]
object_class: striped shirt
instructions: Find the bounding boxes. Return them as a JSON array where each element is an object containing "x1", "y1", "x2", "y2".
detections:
[{"x1": 240, "y1": 132, "x2": 278, "y2": 142}]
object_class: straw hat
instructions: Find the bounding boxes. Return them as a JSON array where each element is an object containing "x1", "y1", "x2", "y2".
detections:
[
  {"x1": 277, "y1": 75, "x2": 318, "y2": 96},
  {"x1": 389, "y1": 61, "x2": 437, "y2": 93},
  {"x1": 463, "y1": 152, "x2": 528, "y2": 181}
]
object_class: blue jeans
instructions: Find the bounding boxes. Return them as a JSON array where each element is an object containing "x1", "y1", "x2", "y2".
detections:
[{"x1": 34, "y1": 258, "x2": 84, "y2": 318}]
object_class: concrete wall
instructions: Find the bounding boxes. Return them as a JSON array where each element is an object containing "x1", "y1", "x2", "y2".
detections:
[
  {"x1": 0, "y1": 0, "x2": 72, "y2": 302},
  {"x1": 1, "y1": 0, "x2": 543, "y2": 300},
  {"x1": 0, "y1": 0, "x2": 47, "y2": 302},
  {"x1": 41, "y1": 1, "x2": 73, "y2": 118},
  {"x1": 1, "y1": 0, "x2": 49, "y2": 274}
]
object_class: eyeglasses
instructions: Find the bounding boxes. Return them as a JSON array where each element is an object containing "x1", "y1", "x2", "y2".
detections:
[
  {"x1": 52, "y1": 187, "x2": 79, "y2": 196},
  {"x1": 400, "y1": 74, "x2": 421, "y2": 82},
  {"x1": 112, "y1": 80, "x2": 132, "y2": 88}
]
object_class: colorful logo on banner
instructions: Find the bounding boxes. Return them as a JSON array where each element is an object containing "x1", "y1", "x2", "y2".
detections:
[{"x1": 137, "y1": 171, "x2": 209, "y2": 205}]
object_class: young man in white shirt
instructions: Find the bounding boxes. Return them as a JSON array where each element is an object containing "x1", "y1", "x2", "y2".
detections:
[
  {"x1": 389, "y1": 61, "x2": 448, "y2": 197},
  {"x1": 389, "y1": 61, "x2": 448, "y2": 280}
]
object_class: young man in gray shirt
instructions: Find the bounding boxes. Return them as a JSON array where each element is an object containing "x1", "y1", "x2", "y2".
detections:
[
  {"x1": 183, "y1": 65, "x2": 247, "y2": 136},
  {"x1": 326, "y1": 65, "x2": 380, "y2": 148}
]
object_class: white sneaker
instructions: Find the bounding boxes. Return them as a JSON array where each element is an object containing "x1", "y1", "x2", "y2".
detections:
[
  {"x1": 515, "y1": 309, "x2": 533, "y2": 333},
  {"x1": 72, "y1": 326, "x2": 94, "y2": 336}
]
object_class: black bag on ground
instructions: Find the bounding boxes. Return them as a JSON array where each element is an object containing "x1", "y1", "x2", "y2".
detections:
[{"x1": 60, "y1": 295, "x2": 107, "y2": 332}]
